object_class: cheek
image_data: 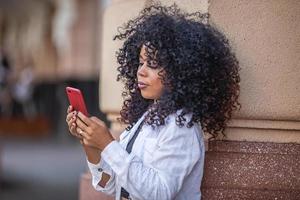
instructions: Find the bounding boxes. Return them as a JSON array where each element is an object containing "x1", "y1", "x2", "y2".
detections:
[
  {"x1": 144, "y1": 69, "x2": 165, "y2": 98},
  {"x1": 158, "y1": 80, "x2": 164, "y2": 91},
  {"x1": 152, "y1": 78, "x2": 164, "y2": 94}
]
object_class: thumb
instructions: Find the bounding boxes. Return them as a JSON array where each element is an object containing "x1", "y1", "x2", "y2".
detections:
[{"x1": 90, "y1": 116, "x2": 105, "y2": 126}]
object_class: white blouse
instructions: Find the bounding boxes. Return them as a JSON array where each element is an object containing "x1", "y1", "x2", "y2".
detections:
[{"x1": 87, "y1": 110, "x2": 205, "y2": 200}]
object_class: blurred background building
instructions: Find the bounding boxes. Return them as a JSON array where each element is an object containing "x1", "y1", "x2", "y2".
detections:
[
  {"x1": 0, "y1": 0, "x2": 109, "y2": 199},
  {"x1": 0, "y1": 0, "x2": 109, "y2": 136},
  {"x1": 0, "y1": 0, "x2": 299, "y2": 200}
]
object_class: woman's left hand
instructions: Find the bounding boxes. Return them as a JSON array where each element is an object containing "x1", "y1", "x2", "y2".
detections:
[{"x1": 75, "y1": 112, "x2": 115, "y2": 151}]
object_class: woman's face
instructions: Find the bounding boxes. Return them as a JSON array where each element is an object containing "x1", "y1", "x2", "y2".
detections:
[{"x1": 137, "y1": 45, "x2": 164, "y2": 100}]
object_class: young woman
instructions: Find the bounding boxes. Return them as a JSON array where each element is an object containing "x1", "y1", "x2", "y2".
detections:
[{"x1": 66, "y1": 4, "x2": 240, "y2": 200}]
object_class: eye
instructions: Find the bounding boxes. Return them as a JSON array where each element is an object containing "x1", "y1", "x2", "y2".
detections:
[
  {"x1": 148, "y1": 60, "x2": 158, "y2": 69},
  {"x1": 138, "y1": 60, "x2": 145, "y2": 68},
  {"x1": 138, "y1": 62, "x2": 143, "y2": 67}
]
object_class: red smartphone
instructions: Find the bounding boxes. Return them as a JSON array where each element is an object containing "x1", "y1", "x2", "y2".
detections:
[{"x1": 66, "y1": 86, "x2": 89, "y2": 116}]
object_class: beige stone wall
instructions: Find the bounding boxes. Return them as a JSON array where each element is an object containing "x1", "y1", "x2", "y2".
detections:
[
  {"x1": 99, "y1": 0, "x2": 209, "y2": 134},
  {"x1": 99, "y1": 0, "x2": 300, "y2": 143},
  {"x1": 209, "y1": 0, "x2": 300, "y2": 143},
  {"x1": 209, "y1": 0, "x2": 300, "y2": 121},
  {"x1": 100, "y1": 0, "x2": 147, "y2": 114}
]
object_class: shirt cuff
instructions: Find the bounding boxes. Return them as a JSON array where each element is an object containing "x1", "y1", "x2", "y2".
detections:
[
  {"x1": 87, "y1": 159, "x2": 103, "y2": 173},
  {"x1": 86, "y1": 157, "x2": 113, "y2": 190}
]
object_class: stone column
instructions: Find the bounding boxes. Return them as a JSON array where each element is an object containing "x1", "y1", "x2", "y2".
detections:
[
  {"x1": 201, "y1": 0, "x2": 300, "y2": 199},
  {"x1": 209, "y1": 0, "x2": 300, "y2": 143},
  {"x1": 80, "y1": 0, "x2": 300, "y2": 199},
  {"x1": 99, "y1": 0, "x2": 148, "y2": 136}
]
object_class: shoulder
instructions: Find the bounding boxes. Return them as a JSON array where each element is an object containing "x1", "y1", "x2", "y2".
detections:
[
  {"x1": 156, "y1": 110, "x2": 203, "y2": 142},
  {"x1": 164, "y1": 109, "x2": 195, "y2": 129}
]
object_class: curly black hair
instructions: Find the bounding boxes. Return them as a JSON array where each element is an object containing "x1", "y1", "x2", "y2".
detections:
[{"x1": 114, "y1": 3, "x2": 241, "y2": 139}]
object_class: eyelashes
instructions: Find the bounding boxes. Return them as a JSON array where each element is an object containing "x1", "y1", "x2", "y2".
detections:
[
  {"x1": 138, "y1": 60, "x2": 159, "y2": 69},
  {"x1": 138, "y1": 62, "x2": 144, "y2": 69}
]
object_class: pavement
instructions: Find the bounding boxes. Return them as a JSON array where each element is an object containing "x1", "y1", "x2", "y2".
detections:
[{"x1": 0, "y1": 135, "x2": 87, "y2": 200}]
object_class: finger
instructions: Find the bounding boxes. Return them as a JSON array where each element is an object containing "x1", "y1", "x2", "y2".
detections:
[
  {"x1": 66, "y1": 112, "x2": 76, "y2": 123},
  {"x1": 69, "y1": 121, "x2": 78, "y2": 135},
  {"x1": 67, "y1": 114, "x2": 74, "y2": 126},
  {"x1": 70, "y1": 122, "x2": 77, "y2": 133},
  {"x1": 67, "y1": 105, "x2": 73, "y2": 113},
  {"x1": 76, "y1": 131, "x2": 84, "y2": 140},
  {"x1": 67, "y1": 118, "x2": 73, "y2": 128},
  {"x1": 81, "y1": 138, "x2": 88, "y2": 146},
  {"x1": 75, "y1": 133, "x2": 84, "y2": 140},
  {"x1": 67, "y1": 114, "x2": 77, "y2": 128},
  {"x1": 76, "y1": 117, "x2": 89, "y2": 132},
  {"x1": 77, "y1": 112, "x2": 92, "y2": 126},
  {"x1": 90, "y1": 116, "x2": 105, "y2": 126},
  {"x1": 76, "y1": 127, "x2": 89, "y2": 138}
]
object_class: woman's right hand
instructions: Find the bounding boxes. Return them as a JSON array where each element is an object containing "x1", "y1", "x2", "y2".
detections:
[
  {"x1": 66, "y1": 105, "x2": 101, "y2": 163},
  {"x1": 66, "y1": 105, "x2": 83, "y2": 140}
]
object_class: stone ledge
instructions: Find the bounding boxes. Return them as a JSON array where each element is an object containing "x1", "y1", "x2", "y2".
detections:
[
  {"x1": 79, "y1": 140, "x2": 300, "y2": 200},
  {"x1": 228, "y1": 119, "x2": 300, "y2": 130},
  {"x1": 202, "y1": 188, "x2": 300, "y2": 200},
  {"x1": 207, "y1": 140, "x2": 300, "y2": 155},
  {"x1": 202, "y1": 140, "x2": 300, "y2": 196}
]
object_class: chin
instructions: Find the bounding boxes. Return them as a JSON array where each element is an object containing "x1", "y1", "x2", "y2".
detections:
[
  {"x1": 141, "y1": 95, "x2": 153, "y2": 100},
  {"x1": 141, "y1": 93, "x2": 154, "y2": 100}
]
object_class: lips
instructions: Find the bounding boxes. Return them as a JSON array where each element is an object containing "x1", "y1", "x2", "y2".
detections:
[{"x1": 138, "y1": 81, "x2": 148, "y2": 89}]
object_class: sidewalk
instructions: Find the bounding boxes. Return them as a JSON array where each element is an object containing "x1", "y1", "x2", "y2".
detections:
[{"x1": 0, "y1": 136, "x2": 87, "y2": 200}]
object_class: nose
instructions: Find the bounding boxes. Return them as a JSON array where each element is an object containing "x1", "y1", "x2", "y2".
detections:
[{"x1": 137, "y1": 62, "x2": 147, "y2": 77}]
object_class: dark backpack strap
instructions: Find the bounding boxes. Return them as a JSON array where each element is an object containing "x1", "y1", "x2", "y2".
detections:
[{"x1": 121, "y1": 120, "x2": 145, "y2": 199}]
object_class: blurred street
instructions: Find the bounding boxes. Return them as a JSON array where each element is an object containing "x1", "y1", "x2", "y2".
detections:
[{"x1": 0, "y1": 136, "x2": 87, "y2": 200}]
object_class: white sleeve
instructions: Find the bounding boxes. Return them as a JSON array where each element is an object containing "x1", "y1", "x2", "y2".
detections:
[
  {"x1": 100, "y1": 121, "x2": 202, "y2": 200},
  {"x1": 86, "y1": 156, "x2": 116, "y2": 195}
]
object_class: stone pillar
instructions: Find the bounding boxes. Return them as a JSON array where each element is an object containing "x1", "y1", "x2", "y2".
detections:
[
  {"x1": 209, "y1": 0, "x2": 300, "y2": 143},
  {"x1": 201, "y1": 0, "x2": 300, "y2": 198},
  {"x1": 80, "y1": 0, "x2": 300, "y2": 199}
]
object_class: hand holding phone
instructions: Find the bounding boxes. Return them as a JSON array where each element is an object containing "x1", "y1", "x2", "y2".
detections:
[{"x1": 66, "y1": 87, "x2": 89, "y2": 116}]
